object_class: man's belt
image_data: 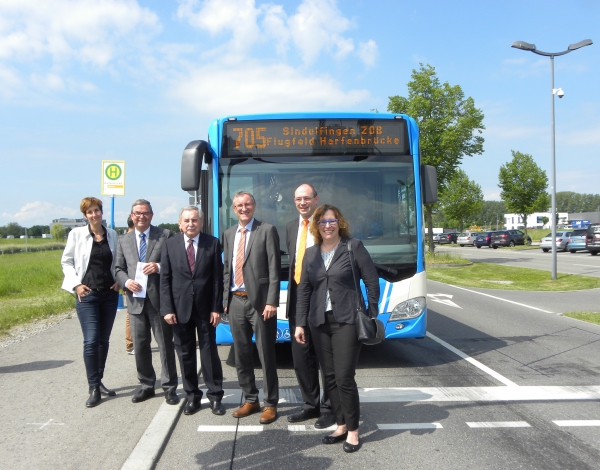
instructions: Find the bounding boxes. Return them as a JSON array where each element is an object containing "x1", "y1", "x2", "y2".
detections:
[{"x1": 232, "y1": 291, "x2": 248, "y2": 297}]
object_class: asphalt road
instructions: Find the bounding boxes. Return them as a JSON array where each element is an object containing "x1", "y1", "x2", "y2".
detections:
[
  {"x1": 1, "y1": 283, "x2": 600, "y2": 469},
  {"x1": 437, "y1": 244, "x2": 600, "y2": 278}
]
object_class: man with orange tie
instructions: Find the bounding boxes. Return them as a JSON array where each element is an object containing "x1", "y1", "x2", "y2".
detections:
[
  {"x1": 223, "y1": 191, "x2": 281, "y2": 424},
  {"x1": 285, "y1": 183, "x2": 335, "y2": 429}
]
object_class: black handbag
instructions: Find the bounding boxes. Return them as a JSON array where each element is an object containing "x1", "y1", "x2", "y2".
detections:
[{"x1": 347, "y1": 241, "x2": 384, "y2": 345}]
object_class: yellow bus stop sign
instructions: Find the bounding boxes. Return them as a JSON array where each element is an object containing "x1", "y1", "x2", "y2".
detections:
[{"x1": 101, "y1": 160, "x2": 125, "y2": 196}]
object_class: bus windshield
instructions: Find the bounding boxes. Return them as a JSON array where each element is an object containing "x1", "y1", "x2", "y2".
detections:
[{"x1": 218, "y1": 155, "x2": 418, "y2": 278}]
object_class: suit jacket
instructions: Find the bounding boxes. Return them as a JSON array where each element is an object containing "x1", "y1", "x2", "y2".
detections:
[
  {"x1": 296, "y1": 237, "x2": 380, "y2": 328},
  {"x1": 160, "y1": 233, "x2": 224, "y2": 324},
  {"x1": 223, "y1": 219, "x2": 281, "y2": 314},
  {"x1": 61, "y1": 225, "x2": 118, "y2": 293},
  {"x1": 285, "y1": 217, "x2": 300, "y2": 319},
  {"x1": 115, "y1": 225, "x2": 172, "y2": 314}
]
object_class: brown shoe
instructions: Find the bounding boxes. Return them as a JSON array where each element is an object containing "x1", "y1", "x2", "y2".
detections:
[
  {"x1": 259, "y1": 406, "x2": 277, "y2": 424},
  {"x1": 232, "y1": 402, "x2": 260, "y2": 418}
]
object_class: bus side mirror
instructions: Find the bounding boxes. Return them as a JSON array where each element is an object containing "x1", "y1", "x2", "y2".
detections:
[
  {"x1": 421, "y1": 165, "x2": 438, "y2": 205},
  {"x1": 181, "y1": 140, "x2": 211, "y2": 192}
]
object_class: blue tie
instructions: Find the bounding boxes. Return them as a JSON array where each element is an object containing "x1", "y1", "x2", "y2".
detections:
[{"x1": 139, "y1": 233, "x2": 147, "y2": 262}]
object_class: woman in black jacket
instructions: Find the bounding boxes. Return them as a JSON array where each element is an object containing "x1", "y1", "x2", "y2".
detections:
[{"x1": 294, "y1": 204, "x2": 379, "y2": 453}]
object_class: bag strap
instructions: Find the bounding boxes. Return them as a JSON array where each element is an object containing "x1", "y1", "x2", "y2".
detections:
[{"x1": 347, "y1": 241, "x2": 368, "y2": 315}]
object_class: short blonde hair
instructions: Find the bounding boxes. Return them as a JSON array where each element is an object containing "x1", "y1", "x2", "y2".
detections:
[
  {"x1": 80, "y1": 197, "x2": 103, "y2": 215},
  {"x1": 310, "y1": 204, "x2": 351, "y2": 244}
]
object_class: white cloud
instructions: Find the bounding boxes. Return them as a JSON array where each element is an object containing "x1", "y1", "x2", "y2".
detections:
[
  {"x1": 159, "y1": 203, "x2": 179, "y2": 219},
  {"x1": 31, "y1": 72, "x2": 66, "y2": 91},
  {"x1": 169, "y1": 60, "x2": 371, "y2": 115},
  {"x1": 0, "y1": 0, "x2": 160, "y2": 66},
  {"x1": 358, "y1": 40, "x2": 378, "y2": 67},
  {"x1": 3, "y1": 201, "x2": 78, "y2": 224},
  {"x1": 0, "y1": 63, "x2": 22, "y2": 98}
]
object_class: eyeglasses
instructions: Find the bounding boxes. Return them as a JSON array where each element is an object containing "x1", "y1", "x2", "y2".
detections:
[
  {"x1": 132, "y1": 211, "x2": 152, "y2": 217},
  {"x1": 294, "y1": 197, "x2": 314, "y2": 203},
  {"x1": 233, "y1": 203, "x2": 255, "y2": 210},
  {"x1": 317, "y1": 218, "x2": 338, "y2": 227}
]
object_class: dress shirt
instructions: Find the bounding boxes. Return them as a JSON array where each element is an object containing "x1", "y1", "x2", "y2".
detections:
[
  {"x1": 184, "y1": 234, "x2": 199, "y2": 258},
  {"x1": 231, "y1": 218, "x2": 254, "y2": 291}
]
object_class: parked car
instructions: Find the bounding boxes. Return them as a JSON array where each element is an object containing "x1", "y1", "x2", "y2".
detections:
[
  {"x1": 567, "y1": 229, "x2": 588, "y2": 253},
  {"x1": 491, "y1": 230, "x2": 532, "y2": 248},
  {"x1": 432, "y1": 233, "x2": 442, "y2": 244},
  {"x1": 474, "y1": 231, "x2": 495, "y2": 248},
  {"x1": 439, "y1": 232, "x2": 458, "y2": 244},
  {"x1": 539, "y1": 231, "x2": 574, "y2": 252},
  {"x1": 457, "y1": 231, "x2": 483, "y2": 247},
  {"x1": 587, "y1": 224, "x2": 600, "y2": 256}
]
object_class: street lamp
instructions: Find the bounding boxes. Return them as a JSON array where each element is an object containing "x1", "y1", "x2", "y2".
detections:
[{"x1": 511, "y1": 39, "x2": 592, "y2": 280}]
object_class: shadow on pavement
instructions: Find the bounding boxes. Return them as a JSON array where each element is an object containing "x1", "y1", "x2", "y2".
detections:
[{"x1": 0, "y1": 360, "x2": 74, "y2": 374}]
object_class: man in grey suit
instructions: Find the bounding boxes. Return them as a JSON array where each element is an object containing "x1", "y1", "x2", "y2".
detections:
[
  {"x1": 223, "y1": 191, "x2": 281, "y2": 424},
  {"x1": 115, "y1": 199, "x2": 179, "y2": 405}
]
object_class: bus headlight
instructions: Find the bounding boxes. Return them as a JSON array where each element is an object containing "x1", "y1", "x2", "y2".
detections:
[{"x1": 389, "y1": 297, "x2": 426, "y2": 321}]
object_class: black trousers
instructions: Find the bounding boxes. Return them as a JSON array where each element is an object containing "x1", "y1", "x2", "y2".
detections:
[
  {"x1": 310, "y1": 311, "x2": 362, "y2": 431},
  {"x1": 289, "y1": 310, "x2": 331, "y2": 413},
  {"x1": 172, "y1": 305, "x2": 224, "y2": 402}
]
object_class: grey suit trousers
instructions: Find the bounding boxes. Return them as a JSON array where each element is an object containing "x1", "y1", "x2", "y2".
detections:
[
  {"x1": 130, "y1": 301, "x2": 178, "y2": 391},
  {"x1": 229, "y1": 294, "x2": 279, "y2": 406}
]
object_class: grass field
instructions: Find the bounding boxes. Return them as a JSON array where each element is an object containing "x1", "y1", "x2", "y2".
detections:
[
  {"x1": 427, "y1": 262, "x2": 600, "y2": 291},
  {"x1": 0, "y1": 250, "x2": 74, "y2": 333},
  {"x1": 0, "y1": 238, "x2": 65, "y2": 254},
  {"x1": 562, "y1": 312, "x2": 600, "y2": 326}
]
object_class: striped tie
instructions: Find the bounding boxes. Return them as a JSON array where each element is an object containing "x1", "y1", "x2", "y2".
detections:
[
  {"x1": 294, "y1": 219, "x2": 309, "y2": 284},
  {"x1": 139, "y1": 233, "x2": 147, "y2": 262},
  {"x1": 234, "y1": 228, "x2": 247, "y2": 287}
]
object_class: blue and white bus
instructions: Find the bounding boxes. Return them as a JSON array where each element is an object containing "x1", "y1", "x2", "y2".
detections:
[{"x1": 180, "y1": 112, "x2": 437, "y2": 344}]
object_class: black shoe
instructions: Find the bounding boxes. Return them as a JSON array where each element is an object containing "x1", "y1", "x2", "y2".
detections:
[
  {"x1": 98, "y1": 382, "x2": 116, "y2": 397},
  {"x1": 132, "y1": 388, "x2": 155, "y2": 403},
  {"x1": 184, "y1": 399, "x2": 201, "y2": 415},
  {"x1": 343, "y1": 440, "x2": 362, "y2": 453},
  {"x1": 322, "y1": 431, "x2": 347, "y2": 444},
  {"x1": 287, "y1": 408, "x2": 321, "y2": 423},
  {"x1": 86, "y1": 386, "x2": 101, "y2": 408},
  {"x1": 209, "y1": 401, "x2": 225, "y2": 416},
  {"x1": 314, "y1": 412, "x2": 336, "y2": 429},
  {"x1": 165, "y1": 389, "x2": 180, "y2": 405}
]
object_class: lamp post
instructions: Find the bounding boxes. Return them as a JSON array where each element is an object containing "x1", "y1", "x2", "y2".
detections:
[{"x1": 511, "y1": 39, "x2": 592, "y2": 280}]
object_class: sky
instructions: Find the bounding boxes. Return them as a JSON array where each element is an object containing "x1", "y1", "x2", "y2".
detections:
[{"x1": 1, "y1": 0, "x2": 599, "y2": 227}]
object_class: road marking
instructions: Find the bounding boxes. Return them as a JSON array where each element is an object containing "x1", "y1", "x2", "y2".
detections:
[
  {"x1": 441, "y1": 283, "x2": 555, "y2": 313},
  {"x1": 426, "y1": 332, "x2": 519, "y2": 387},
  {"x1": 378, "y1": 423, "x2": 442, "y2": 430},
  {"x1": 197, "y1": 425, "x2": 263, "y2": 432},
  {"x1": 553, "y1": 420, "x2": 600, "y2": 427},
  {"x1": 288, "y1": 424, "x2": 337, "y2": 432},
  {"x1": 428, "y1": 293, "x2": 462, "y2": 309},
  {"x1": 26, "y1": 419, "x2": 65, "y2": 431},
  {"x1": 572, "y1": 264, "x2": 600, "y2": 268},
  {"x1": 467, "y1": 421, "x2": 530, "y2": 428}
]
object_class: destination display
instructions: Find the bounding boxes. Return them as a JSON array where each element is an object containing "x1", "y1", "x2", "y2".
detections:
[{"x1": 222, "y1": 118, "x2": 410, "y2": 157}]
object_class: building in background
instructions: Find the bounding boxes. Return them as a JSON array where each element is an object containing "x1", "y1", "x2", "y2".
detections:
[
  {"x1": 503, "y1": 212, "x2": 568, "y2": 230},
  {"x1": 51, "y1": 218, "x2": 106, "y2": 230}
]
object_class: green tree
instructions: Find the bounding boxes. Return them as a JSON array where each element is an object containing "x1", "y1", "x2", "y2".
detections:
[
  {"x1": 498, "y1": 150, "x2": 548, "y2": 235},
  {"x1": 479, "y1": 200, "x2": 507, "y2": 230},
  {"x1": 50, "y1": 223, "x2": 66, "y2": 241},
  {"x1": 541, "y1": 216, "x2": 549, "y2": 228},
  {"x1": 158, "y1": 223, "x2": 180, "y2": 233},
  {"x1": 27, "y1": 225, "x2": 50, "y2": 237},
  {"x1": 438, "y1": 169, "x2": 484, "y2": 232},
  {"x1": 388, "y1": 64, "x2": 485, "y2": 253},
  {"x1": 5, "y1": 222, "x2": 23, "y2": 237}
]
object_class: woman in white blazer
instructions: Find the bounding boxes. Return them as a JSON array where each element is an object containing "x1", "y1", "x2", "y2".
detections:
[{"x1": 61, "y1": 197, "x2": 120, "y2": 408}]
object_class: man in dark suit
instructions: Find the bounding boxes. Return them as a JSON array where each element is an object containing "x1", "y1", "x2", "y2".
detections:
[
  {"x1": 285, "y1": 183, "x2": 335, "y2": 429},
  {"x1": 115, "y1": 199, "x2": 179, "y2": 405},
  {"x1": 223, "y1": 191, "x2": 281, "y2": 425},
  {"x1": 160, "y1": 206, "x2": 225, "y2": 416}
]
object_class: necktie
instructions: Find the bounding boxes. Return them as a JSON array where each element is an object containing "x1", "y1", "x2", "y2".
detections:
[
  {"x1": 234, "y1": 228, "x2": 247, "y2": 287},
  {"x1": 294, "y1": 219, "x2": 309, "y2": 284},
  {"x1": 187, "y1": 239, "x2": 195, "y2": 273},
  {"x1": 139, "y1": 233, "x2": 147, "y2": 262}
]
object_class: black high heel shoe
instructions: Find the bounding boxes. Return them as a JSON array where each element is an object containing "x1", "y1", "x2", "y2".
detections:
[
  {"x1": 343, "y1": 439, "x2": 361, "y2": 453},
  {"x1": 322, "y1": 431, "x2": 348, "y2": 444}
]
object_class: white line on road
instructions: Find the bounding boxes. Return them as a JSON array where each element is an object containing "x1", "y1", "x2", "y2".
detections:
[
  {"x1": 288, "y1": 424, "x2": 337, "y2": 432},
  {"x1": 197, "y1": 425, "x2": 263, "y2": 432},
  {"x1": 442, "y1": 283, "x2": 555, "y2": 313},
  {"x1": 426, "y1": 332, "x2": 519, "y2": 387},
  {"x1": 378, "y1": 423, "x2": 443, "y2": 430},
  {"x1": 467, "y1": 421, "x2": 531, "y2": 428},
  {"x1": 553, "y1": 420, "x2": 600, "y2": 427}
]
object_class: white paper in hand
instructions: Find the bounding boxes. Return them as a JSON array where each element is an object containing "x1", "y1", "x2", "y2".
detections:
[{"x1": 133, "y1": 262, "x2": 148, "y2": 298}]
